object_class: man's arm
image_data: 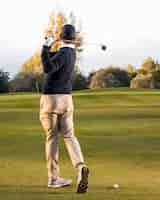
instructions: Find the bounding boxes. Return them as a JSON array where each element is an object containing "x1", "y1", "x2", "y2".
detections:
[
  {"x1": 41, "y1": 46, "x2": 53, "y2": 73},
  {"x1": 41, "y1": 36, "x2": 65, "y2": 74},
  {"x1": 41, "y1": 46, "x2": 65, "y2": 74},
  {"x1": 41, "y1": 47, "x2": 65, "y2": 74}
]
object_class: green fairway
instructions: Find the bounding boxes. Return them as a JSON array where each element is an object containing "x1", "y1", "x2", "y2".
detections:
[{"x1": 0, "y1": 88, "x2": 160, "y2": 200}]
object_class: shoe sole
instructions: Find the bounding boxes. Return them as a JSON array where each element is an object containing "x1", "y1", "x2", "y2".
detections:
[
  {"x1": 48, "y1": 181, "x2": 72, "y2": 189},
  {"x1": 48, "y1": 184, "x2": 71, "y2": 188},
  {"x1": 77, "y1": 167, "x2": 89, "y2": 193}
]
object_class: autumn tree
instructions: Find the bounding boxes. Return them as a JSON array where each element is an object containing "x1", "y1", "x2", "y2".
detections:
[
  {"x1": 127, "y1": 64, "x2": 135, "y2": 74},
  {"x1": 141, "y1": 57, "x2": 156, "y2": 72},
  {"x1": 89, "y1": 67, "x2": 130, "y2": 89},
  {"x1": 130, "y1": 57, "x2": 160, "y2": 89}
]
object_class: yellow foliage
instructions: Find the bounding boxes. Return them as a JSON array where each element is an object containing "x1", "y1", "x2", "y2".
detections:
[
  {"x1": 127, "y1": 64, "x2": 134, "y2": 73},
  {"x1": 137, "y1": 68, "x2": 148, "y2": 75},
  {"x1": 21, "y1": 51, "x2": 42, "y2": 74},
  {"x1": 141, "y1": 57, "x2": 156, "y2": 72},
  {"x1": 130, "y1": 57, "x2": 158, "y2": 89}
]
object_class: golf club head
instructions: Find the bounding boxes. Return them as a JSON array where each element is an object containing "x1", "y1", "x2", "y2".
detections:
[{"x1": 101, "y1": 45, "x2": 107, "y2": 51}]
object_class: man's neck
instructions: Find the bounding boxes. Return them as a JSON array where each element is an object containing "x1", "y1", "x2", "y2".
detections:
[{"x1": 60, "y1": 43, "x2": 75, "y2": 49}]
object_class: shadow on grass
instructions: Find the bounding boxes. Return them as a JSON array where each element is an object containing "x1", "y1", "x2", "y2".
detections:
[
  {"x1": 0, "y1": 184, "x2": 74, "y2": 195},
  {"x1": 0, "y1": 183, "x2": 112, "y2": 193}
]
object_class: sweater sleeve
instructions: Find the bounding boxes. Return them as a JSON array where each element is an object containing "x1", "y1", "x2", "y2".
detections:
[{"x1": 41, "y1": 46, "x2": 65, "y2": 74}]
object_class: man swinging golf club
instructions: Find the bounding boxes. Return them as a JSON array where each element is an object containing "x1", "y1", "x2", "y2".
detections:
[{"x1": 40, "y1": 24, "x2": 89, "y2": 193}]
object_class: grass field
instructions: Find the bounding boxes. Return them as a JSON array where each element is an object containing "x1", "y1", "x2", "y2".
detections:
[{"x1": 0, "y1": 88, "x2": 160, "y2": 200}]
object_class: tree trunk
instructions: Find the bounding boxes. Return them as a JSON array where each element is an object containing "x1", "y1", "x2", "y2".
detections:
[{"x1": 35, "y1": 79, "x2": 40, "y2": 93}]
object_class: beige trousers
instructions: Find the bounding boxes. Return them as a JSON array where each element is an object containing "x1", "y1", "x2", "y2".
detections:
[{"x1": 40, "y1": 94, "x2": 84, "y2": 179}]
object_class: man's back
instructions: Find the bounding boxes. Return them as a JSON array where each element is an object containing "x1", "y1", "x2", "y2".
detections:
[{"x1": 41, "y1": 45, "x2": 76, "y2": 94}]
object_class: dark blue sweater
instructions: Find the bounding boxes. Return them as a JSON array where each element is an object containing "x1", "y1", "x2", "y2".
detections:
[{"x1": 41, "y1": 46, "x2": 76, "y2": 94}]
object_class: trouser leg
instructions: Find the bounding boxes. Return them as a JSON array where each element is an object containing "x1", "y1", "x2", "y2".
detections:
[
  {"x1": 59, "y1": 110, "x2": 84, "y2": 168},
  {"x1": 40, "y1": 111, "x2": 60, "y2": 179}
]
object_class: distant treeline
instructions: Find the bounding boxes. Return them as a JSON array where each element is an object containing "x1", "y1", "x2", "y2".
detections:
[{"x1": 1, "y1": 57, "x2": 160, "y2": 93}]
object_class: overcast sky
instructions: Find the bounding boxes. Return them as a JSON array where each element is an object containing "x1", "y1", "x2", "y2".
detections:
[{"x1": 0, "y1": 0, "x2": 160, "y2": 76}]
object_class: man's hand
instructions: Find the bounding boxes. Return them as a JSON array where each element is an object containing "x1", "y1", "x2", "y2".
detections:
[{"x1": 43, "y1": 36, "x2": 60, "y2": 48}]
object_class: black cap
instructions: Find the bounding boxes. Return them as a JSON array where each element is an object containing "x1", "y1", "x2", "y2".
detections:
[{"x1": 60, "y1": 24, "x2": 76, "y2": 41}]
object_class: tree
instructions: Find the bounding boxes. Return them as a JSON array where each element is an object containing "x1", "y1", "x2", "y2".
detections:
[
  {"x1": 21, "y1": 51, "x2": 42, "y2": 74},
  {"x1": 141, "y1": 57, "x2": 156, "y2": 72},
  {"x1": 89, "y1": 67, "x2": 130, "y2": 89},
  {"x1": 10, "y1": 72, "x2": 43, "y2": 92},
  {"x1": 130, "y1": 57, "x2": 159, "y2": 89},
  {"x1": 127, "y1": 64, "x2": 135, "y2": 74},
  {"x1": 0, "y1": 69, "x2": 10, "y2": 93},
  {"x1": 152, "y1": 70, "x2": 160, "y2": 88},
  {"x1": 72, "y1": 72, "x2": 87, "y2": 90}
]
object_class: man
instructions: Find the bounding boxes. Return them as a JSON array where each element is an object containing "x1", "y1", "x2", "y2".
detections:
[{"x1": 40, "y1": 24, "x2": 89, "y2": 193}]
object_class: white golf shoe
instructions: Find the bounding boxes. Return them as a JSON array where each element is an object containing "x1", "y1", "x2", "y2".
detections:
[
  {"x1": 48, "y1": 177, "x2": 72, "y2": 188},
  {"x1": 77, "y1": 166, "x2": 89, "y2": 193}
]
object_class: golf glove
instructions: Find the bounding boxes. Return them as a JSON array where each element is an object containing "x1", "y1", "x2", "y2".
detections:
[{"x1": 43, "y1": 36, "x2": 55, "y2": 47}]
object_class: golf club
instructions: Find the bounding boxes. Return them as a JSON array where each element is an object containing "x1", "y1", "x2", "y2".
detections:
[
  {"x1": 44, "y1": 36, "x2": 107, "y2": 51},
  {"x1": 64, "y1": 40, "x2": 107, "y2": 51}
]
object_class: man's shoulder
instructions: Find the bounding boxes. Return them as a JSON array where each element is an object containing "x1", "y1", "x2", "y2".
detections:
[
  {"x1": 60, "y1": 46, "x2": 75, "y2": 52},
  {"x1": 58, "y1": 47, "x2": 75, "y2": 57}
]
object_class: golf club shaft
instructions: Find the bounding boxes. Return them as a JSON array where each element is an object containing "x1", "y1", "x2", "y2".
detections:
[{"x1": 64, "y1": 40, "x2": 106, "y2": 47}]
